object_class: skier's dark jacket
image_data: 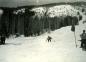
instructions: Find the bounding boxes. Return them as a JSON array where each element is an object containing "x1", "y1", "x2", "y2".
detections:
[{"x1": 80, "y1": 33, "x2": 86, "y2": 39}]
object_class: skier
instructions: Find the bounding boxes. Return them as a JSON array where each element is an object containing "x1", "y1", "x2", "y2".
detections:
[
  {"x1": 80, "y1": 30, "x2": 86, "y2": 48},
  {"x1": 47, "y1": 36, "x2": 52, "y2": 42}
]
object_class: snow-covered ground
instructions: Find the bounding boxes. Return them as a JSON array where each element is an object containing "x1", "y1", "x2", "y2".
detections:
[
  {"x1": 1, "y1": 5, "x2": 86, "y2": 62},
  {"x1": 1, "y1": 26, "x2": 86, "y2": 62}
]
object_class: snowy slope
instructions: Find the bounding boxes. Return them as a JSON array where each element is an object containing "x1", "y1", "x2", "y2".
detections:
[
  {"x1": 0, "y1": 26, "x2": 86, "y2": 62},
  {"x1": 1, "y1": 5, "x2": 86, "y2": 62}
]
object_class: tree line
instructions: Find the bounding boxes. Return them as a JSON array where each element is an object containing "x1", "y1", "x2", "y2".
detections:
[{"x1": 0, "y1": 7, "x2": 81, "y2": 37}]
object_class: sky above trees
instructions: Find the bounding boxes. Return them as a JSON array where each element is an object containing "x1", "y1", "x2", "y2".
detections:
[{"x1": 0, "y1": 0, "x2": 86, "y2": 7}]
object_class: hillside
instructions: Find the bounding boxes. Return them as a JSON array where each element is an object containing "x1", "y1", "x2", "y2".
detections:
[
  {"x1": 1, "y1": 2, "x2": 86, "y2": 62},
  {"x1": 0, "y1": 10, "x2": 86, "y2": 62}
]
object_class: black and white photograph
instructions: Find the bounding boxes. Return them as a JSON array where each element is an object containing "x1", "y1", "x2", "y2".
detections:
[{"x1": 0, "y1": 0, "x2": 86, "y2": 62}]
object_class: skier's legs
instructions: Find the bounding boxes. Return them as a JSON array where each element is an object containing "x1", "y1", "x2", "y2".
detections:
[
  {"x1": 50, "y1": 39, "x2": 51, "y2": 42},
  {"x1": 48, "y1": 39, "x2": 49, "y2": 42},
  {"x1": 81, "y1": 39, "x2": 84, "y2": 47},
  {"x1": 83, "y1": 39, "x2": 86, "y2": 47},
  {"x1": 81, "y1": 42, "x2": 84, "y2": 47}
]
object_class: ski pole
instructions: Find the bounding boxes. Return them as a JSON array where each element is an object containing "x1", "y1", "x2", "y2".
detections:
[{"x1": 74, "y1": 31, "x2": 77, "y2": 48}]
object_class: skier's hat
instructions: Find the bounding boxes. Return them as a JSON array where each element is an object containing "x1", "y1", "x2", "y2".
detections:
[{"x1": 83, "y1": 30, "x2": 85, "y2": 32}]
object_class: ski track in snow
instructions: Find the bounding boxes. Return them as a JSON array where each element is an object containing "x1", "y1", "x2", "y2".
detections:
[{"x1": 1, "y1": 5, "x2": 86, "y2": 62}]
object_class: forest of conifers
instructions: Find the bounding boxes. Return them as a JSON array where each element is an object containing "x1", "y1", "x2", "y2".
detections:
[{"x1": 0, "y1": 6, "x2": 82, "y2": 37}]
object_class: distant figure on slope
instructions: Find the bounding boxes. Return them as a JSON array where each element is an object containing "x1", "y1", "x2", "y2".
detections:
[
  {"x1": 47, "y1": 36, "x2": 52, "y2": 42},
  {"x1": 1, "y1": 34, "x2": 6, "y2": 45},
  {"x1": 80, "y1": 30, "x2": 86, "y2": 48}
]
